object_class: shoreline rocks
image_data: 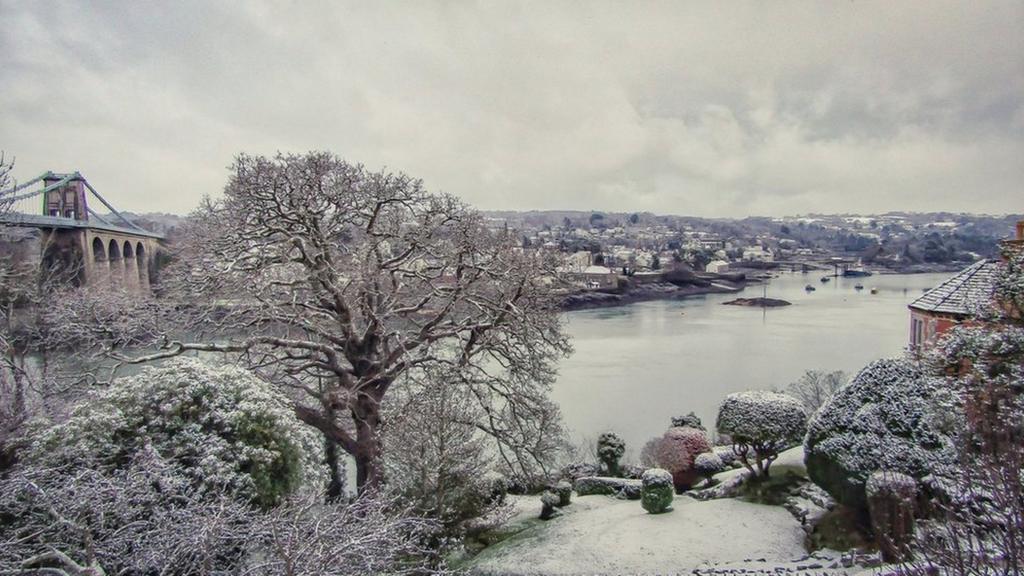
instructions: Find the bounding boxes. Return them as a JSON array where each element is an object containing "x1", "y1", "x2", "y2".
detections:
[{"x1": 721, "y1": 297, "x2": 791, "y2": 307}]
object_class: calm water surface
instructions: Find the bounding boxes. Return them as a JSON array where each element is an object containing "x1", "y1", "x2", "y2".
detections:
[{"x1": 551, "y1": 272, "x2": 950, "y2": 455}]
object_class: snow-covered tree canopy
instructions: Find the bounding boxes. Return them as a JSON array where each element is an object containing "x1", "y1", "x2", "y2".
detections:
[
  {"x1": 717, "y1": 390, "x2": 807, "y2": 477},
  {"x1": 716, "y1": 391, "x2": 806, "y2": 446},
  {"x1": 31, "y1": 358, "x2": 325, "y2": 507},
  {"x1": 804, "y1": 358, "x2": 958, "y2": 511},
  {"x1": 113, "y1": 152, "x2": 571, "y2": 491}
]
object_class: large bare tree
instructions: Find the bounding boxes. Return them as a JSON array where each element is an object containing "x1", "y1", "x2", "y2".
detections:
[{"x1": 123, "y1": 152, "x2": 570, "y2": 493}]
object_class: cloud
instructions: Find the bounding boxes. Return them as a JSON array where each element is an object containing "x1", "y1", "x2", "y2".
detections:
[{"x1": 1, "y1": 0, "x2": 1021, "y2": 217}]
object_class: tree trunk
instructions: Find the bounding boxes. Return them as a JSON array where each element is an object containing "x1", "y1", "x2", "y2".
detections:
[
  {"x1": 352, "y1": 394, "x2": 383, "y2": 494},
  {"x1": 324, "y1": 437, "x2": 346, "y2": 502}
]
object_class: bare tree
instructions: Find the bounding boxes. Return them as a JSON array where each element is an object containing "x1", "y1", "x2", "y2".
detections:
[
  {"x1": 781, "y1": 369, "x2": 846, "y2": 415},
  {"x1": 383, "y1": 370, "x2": 510, "y2": 544},
  {"x1": 243, "y1": 493, "x2": 448, "y2": 576},
  {"x1": 115, "y1": 152, "x2": 571, "y2": 493}
]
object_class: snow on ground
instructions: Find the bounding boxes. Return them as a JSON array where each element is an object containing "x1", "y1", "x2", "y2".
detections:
[{"x1": 467, "y1": 494, "x2": 807, "y2": 576}]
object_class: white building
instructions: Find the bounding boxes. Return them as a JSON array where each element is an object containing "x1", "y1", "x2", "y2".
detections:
[
  {"x1": 742, "y1": 247, "x2": 774, "y2": 262},
  {"x1": 705, "y1": 260, "x2": 730, "y2": 274}
]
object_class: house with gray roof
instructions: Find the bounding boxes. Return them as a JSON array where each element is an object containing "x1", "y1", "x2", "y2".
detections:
[{"x1": 907, "y1": 259, "x2": 999, "y2": 350}]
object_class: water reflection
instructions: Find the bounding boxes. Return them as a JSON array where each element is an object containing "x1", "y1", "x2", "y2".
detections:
[{"x1": 552, "y1": 272, "x2": 950, "y2": 456}]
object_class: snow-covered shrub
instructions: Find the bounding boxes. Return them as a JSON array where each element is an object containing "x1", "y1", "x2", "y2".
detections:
[
  {"x1": 573, "y1": 476, "x2": 642, "y2": 500},
  {"x1": 554, "y1": 481, "x2": 572, "y2": 507},
  {"x1": 539, "y1": 491, "x2": 560, "y2": 520},
  {"x1": 30, "y1": 358, "x2": 324, "y2": 508},
  {"x1": 804, "y1": 358, "x2": 958, "y2": 512},
  {"x1": 560, "y1": 461, "x2": 601, "y2": 482},
  {"x1": 712, "y1": 445, "x2": 737, "y2": 467},
  {"x1": 656, "y1": 426, "x2": 711, "y2": 491},
  {"x1": 597, "y1": 431, "x2": 626, "y2": 476},
  {"x1": 866, "y1": 470, "x2": 917, "y2": 563},
  {"x1": 0, "y1": 449, "x2": 251, "y2": 574},
  {"x1": 694, "y1": 451, "x2": 725, "y2": 484},
  {"x1": 671, "y1": 411, "x2": 705, "y2": 430},
  {"x1": 716, "y1": 390, "x2": 807, "y2": 478},
  {"x1": 640, "y1": 468, "x2": 674, "y2": 514}
]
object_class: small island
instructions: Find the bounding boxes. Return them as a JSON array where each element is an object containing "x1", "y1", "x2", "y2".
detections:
[{"x1": 722, "y1": 297, "x2": 792, "y2": 307}]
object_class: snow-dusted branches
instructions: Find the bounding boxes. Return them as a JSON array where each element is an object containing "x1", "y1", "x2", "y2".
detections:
[
  {"x1": 0, "y1": 453, "x2": 448, "y2": 576},
  {"x1": 126, "y1": 152, "x2": 571, "y2": 491}
]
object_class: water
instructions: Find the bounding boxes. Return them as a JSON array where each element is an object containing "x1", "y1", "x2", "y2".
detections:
[{"x1": 551, "y1": 271, "x2": 950, "y2": 456}]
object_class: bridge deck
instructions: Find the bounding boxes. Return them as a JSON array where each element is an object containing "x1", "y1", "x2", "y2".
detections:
[{"x1": 0, "y1": 213, "x2": 164, "y2": 239}]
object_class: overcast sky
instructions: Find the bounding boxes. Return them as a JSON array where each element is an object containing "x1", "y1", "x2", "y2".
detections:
[{"x1": 1, "y1": 1, "x2": 1022, "y2": 217}]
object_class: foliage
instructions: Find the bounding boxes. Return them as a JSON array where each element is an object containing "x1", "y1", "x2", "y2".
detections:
[
  {"x1": 572, "y1": 476, "x2": 642, "y2": 499},
  {"x1": 655, "y1": 426, "x2": 711, "y2": 491},
  {"x1": 717, "y1": 391, "x2": 806, "y2": 478},
  {"x1": 899, "y1": 251, "x2": 1024, "y2": 574},
  {"x1": 553, "y1": 481, "x2": 572, "y2": 507},
  {"x1": 383, "y1": 377, "x2": 508, "y2": 542},
  {"x1": 694, "y1": 452, "x2": 725, "y2": 482},
  {"x1": 539, "y1": 491, "x2": 560, "y2": 520},
  {"x1": 670, "y1": 411, "x2": 705, "y2": 430},
  {"x1": 0, "y1": 452, "x2": 446, "y2": 575},
  {"x1": 804, "y1": 359, "x2": 958, "y2": 511},
  {"x1": 31, "y1": 358, "x2": 325, "y2": 508},
  {"x1": 596, "y1": 431, "x2": 626, "y2": 476},
  {"x1": 640, "y1": 468, "x2": 674, "y2": 514}
]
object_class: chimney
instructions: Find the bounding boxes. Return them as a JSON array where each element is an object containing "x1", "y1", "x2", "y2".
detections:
[{"x1": 1001, "y1": 219, "x2": 1024, "y2": 259}]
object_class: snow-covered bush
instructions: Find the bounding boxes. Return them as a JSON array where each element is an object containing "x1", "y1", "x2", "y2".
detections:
[
  {"x1": 554, "y1": 481, "x2": 572, "y2": 507},
  {"x1": 597, "y1": 431, "x2": 626, "y2": 476},
  {"x1": 560, "y1": 461, "x2": 601, "y2": 482},
  {"x1": 712, "y1": 445, "x2": 737, "y2": 467},
  {"x1": 640, "y1": 468, "x2": 674, "y2": 514},
  {"x1": 539, "y1": 491, "x2": 560, "y2": 520},
  {"x1": 716, "y1": 390, "x2": 807, "y2": 478},
  {"x1": 573, "y1": 476, "x2": 642, "y2": 499},
  {"x1": 804, "y1": 358, "x2": 958, "y2": 511},
  {"x1": 694, "y1": 451, "x2": 725, "y2": 484},
  {"x1": 30, "y1": 358, "x2": 324, "y2": 508},
  {"x1": 0, "y1": 454, "x2": 447, "y2": 576},
  {"x1": 671, "y1": 411, "x2": 705, "y2": 430},
  {"x1": 0, "y1": 449, "x2": 250, "y2": 574},
  {"x1": 656, "y1": 426, "x2": 711, "y2": 491}
]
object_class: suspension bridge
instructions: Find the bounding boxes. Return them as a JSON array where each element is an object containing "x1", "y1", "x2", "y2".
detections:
[{"x1": 0, "y1": 171, "x2": 164, "y2": 292}]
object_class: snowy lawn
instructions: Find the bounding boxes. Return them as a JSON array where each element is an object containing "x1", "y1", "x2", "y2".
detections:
[{"x1": 466, "y1": 493, "x2": 806, "y2": 575}]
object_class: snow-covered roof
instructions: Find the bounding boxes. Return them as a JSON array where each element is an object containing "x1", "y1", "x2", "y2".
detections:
[
  {"x1": 582, "y1": 265, "x2": 613, "y2": 275},
  {"x1": 908, "y1": 259, "x2": 998, "y2": 315}
]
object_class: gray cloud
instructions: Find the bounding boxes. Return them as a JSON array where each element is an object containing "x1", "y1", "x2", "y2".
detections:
[{"x1": 1, "y1": 0, "x2": 1021, "y2": 217}]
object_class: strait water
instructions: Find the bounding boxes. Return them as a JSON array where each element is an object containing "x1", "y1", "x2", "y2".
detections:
[{"x1": 551, "y1": 271, "x2": 950, "y2": 456}]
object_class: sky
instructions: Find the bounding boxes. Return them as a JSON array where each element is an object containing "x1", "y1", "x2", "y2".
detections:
[{"x1": 1, "y1": 1, "x2": 1022, "y2": 217}]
